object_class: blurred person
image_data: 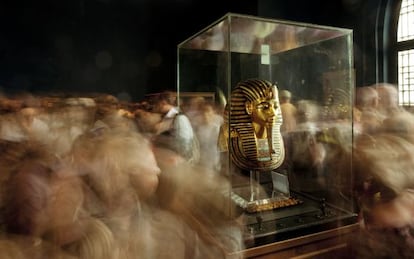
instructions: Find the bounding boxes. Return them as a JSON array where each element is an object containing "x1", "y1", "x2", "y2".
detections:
[
  {"x1": 93, "y1": 95, "x2": 140, "y2": 132},
  {"x1": 291, "y1": 100, "x2": 325, "y2": 166},
  {"x1": 60, "y1": 125, "x2": 157, "y2": 258},
  {"x1": 315, "y1": 124, "x2": 354, "y2": 200},
  {"x1": 355, "y1": 86, "x2": 384, "y2": 134},
  {"x1": 0, "y1": 92, "x2": 244, "y2": 259},
  {"x1": 380, "y1": 109, "x2": 414, "y2": 144},
  {"x1": 0, "y1": 235, "x2": 77, "y2": 259},
  {"x1": 279, "y1": 89, "x2": 297, "y2": 133},
  {"x1": 134, "y1": 107, "x2": 162, "y2": 136},
  {"x1": 288, "y1": 100, "x2": 326, "y2": 192},
  {"x1": 0, "y1": 105, "x2": 50, "y2": 144},
  {"x1": 1, "y1": 141, "x2": 57, "y2": 238},
  {"x1": 352, "y1": 106, "x2": 363, "y2": 135},
  {"x1": 355, "y1": 86, "x2": 379, "y2": 111},
  {"x1": 0, "y1": 239, "x2": 27, "y2": 259},
  {"x1": 192, "y1": 103, "x2": 224, "y2": 173},
  {"x1": 152, "y1": 145, "x2": 187, "y2": 172},
  {"x1": 11, "y1": 106, "x2": 54, "y2": 150},
  {"x1": 0, "y1": 111, "x2": 29, "y2": 142},
  {"x1": 117, "y1": 107, "x2": 135, "y2": 119},
  {"x1": 151, "y1": 91, "x2": 200, "y2": 164},
  {"x1": 0, "y1": 96, "x2": 45, "y2": 142},
  {"x1": 0, "y1": 140, "x2": 28, "y2": 208},
  {"x1": 133, "y1": 100, "x2": 162, "y2": 137},
  {"x1": 349, "y1": 130, "x2": 414, "y2": 258},
  {"x1": 93, "y1": 94, "x2": 119, "y2": 122},
  {"x1": 295, "y1": 99, "x2": 321, "y2": 132},
  {"x1": 1, "y1": 139, "x2": 92, "y2": 252},
  {"x1": 182, "y1": 96, "x2": 205, "y2": 125},
  {"x1": 0, "y1": 96, "x2": 24, "y2": 114},
  {"x1": 18, "y1": 107, "x2": 49, "y2": 140},
  {"x1": 98, "y1": 110, "x2": 139, "y2": 133},
  {"x1": 39, "y1": 96, "x2": 62, "y2": 110},
  {"x1": 276, "y1": 89, "x2": 298, "y2": 175},
  {"x1": 137, "y1": 100, "x2": 152, "y2": 111},
  {"x1": 43, "y1": 107, "x2": 79, "y2": 158},
  {"x1": 0, "y1": 114, "x2": 121, "y2": 259},
  {"x1": 69, "y1": 123, "x2": 244, "y2": 258},
  {"x1": 69, "y1": 124, "x2": 160, "y2": 233},
  {"x1": 44, "y1": 99, "x2": 97, "y2": 158},
  {"x1": 155, "y1": 161, "x2": 245, "y2": 259},
  {"x1": 71, "y1": 124, "x2": 158, "y2": 201},
  {"x1": 65, "y1": 217, "x2": 119, "y2": 259},
  {"x1": 375, "y1": 83, "x2": 405, "y2": 118}
]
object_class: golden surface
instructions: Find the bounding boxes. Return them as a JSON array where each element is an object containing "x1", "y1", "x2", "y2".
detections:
[{"x1": 220, "y1": 78, "x2": 285, "y2": 171}]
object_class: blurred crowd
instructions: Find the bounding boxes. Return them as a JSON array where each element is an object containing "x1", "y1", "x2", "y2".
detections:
[
  {"x1": 278, "y1": 83, "x2": 414, "y2": 258},
  {"x1": 349, "y1": 83, "x2": 414, "y2": 258},
  {"x1": 1, "y1": 81, "x2": 414, "y2": 258},
  {"x1": 0, "y1": 90, "x2": 242, "y2": 259}
]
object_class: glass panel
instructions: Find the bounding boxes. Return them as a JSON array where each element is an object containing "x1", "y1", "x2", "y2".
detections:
[
  {"x1": 178, "y1": 13, "x2": 356, "y2": 249},
  {"x1": 179, "y1": 15, "x2": 346, "y2": 54}
]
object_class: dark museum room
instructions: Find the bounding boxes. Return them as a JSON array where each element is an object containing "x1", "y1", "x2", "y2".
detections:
[{"x1": 1, "y1": 1, "x2": 414, "y2": 258}]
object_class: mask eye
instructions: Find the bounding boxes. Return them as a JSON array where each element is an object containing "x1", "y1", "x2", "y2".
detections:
[{"x1": 257, "y1": 102, "x2": 270, "y2": 110}]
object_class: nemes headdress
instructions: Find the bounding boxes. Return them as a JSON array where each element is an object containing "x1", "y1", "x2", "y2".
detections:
[{"x1": 219, "y1": 78, "x2": 285, "y2": 171}]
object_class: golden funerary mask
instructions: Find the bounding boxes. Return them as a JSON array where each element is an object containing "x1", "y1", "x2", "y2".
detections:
[{"x1": 219, "y1": 78, "x2": 285, "y2": 171}]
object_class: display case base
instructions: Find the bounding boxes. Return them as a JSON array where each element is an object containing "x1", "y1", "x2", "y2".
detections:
[{"x1": 234, "y1": 223, "x2": 360, "y2": 258}]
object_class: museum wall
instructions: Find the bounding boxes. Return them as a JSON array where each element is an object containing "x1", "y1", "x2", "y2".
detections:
[
  {"x1": 0, "y1": 0, "x2": 256, "y2": 101},
  {"x1": 0, "y1": 0, "x2": 400, "y2": 100}
]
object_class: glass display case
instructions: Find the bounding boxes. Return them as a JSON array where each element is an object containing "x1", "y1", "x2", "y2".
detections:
[{"x1": 177, "y1": 13, "x2": 357, "y2": 251}]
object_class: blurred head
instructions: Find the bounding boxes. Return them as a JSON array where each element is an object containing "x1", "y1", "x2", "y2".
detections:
[
  {"x1": 75, "y1": 218, "x2": 119, "y2": 259},
  {"x1": 375, "y1": 83, "x2": 399, "y2": 110},
  {"x1": 279, "y1": 90, "x2": 292, "y2": 103},
  {"x1": 94, "y1": 94, "x2": 119, "y2": 120},
  {"x1": 355, "y1": 86, "x2": 379, "y2": 110},
  {"x1": 200, "y1": 103, "x2": 217, "y2": 124},
  {"x1": 3, "y1": 140, "x2": 58, "y2": 237},
  {"x1": 152, "y1": 91, "x2": 176, "y2": 114},
  {"x1": 296, "y1": 100, "x2": 320, "y2": 123},
  {"x1": 71, "y1": 127, "x2": 161, "y2": 202},
  {"x1": 354, "y1": 133, "x2": 414, "y2": 199}
]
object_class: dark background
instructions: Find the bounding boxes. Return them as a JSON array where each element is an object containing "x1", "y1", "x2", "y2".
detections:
[{"x1": 0, "y1": 0, "x2": 399, "y2": 101}]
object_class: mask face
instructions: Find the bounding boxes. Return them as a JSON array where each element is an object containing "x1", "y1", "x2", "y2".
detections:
[
  {"x1": 223, "y1": 78, "x2": 285, "y2": 171},
  {"x1": 251, "y1": 100, "x2": 277, "y2": 127}
]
